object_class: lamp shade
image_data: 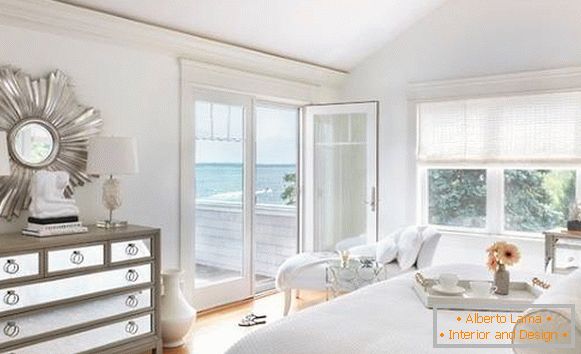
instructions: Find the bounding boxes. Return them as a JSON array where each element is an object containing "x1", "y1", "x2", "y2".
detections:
[
  {"x1": 87, "y1": 137, "x2": 139, "y2": 175},
  {"x1": 0, "y1": 131, "x2": 11, "y2": 176}
]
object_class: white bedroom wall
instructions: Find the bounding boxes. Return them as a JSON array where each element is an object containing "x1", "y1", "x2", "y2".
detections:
[
  {"x1": 0, "y1": 24, "x2": 181, "y2": 266},
  {"x1": 341, "y1": 0, "x2": 581, "y2": 236},
  {"x1": 0, "y1": 2, "x2": 342, "y2": 269}
]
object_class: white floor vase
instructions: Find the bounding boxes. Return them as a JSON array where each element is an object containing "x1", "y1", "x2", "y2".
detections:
[{"x1": 161, "y1": 269, "x2": 197, "y2": 348}]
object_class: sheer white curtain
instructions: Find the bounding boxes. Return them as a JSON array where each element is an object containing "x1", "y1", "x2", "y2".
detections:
[{"x1": 417, "y1": 91, "x2": 581, "y2": 163}]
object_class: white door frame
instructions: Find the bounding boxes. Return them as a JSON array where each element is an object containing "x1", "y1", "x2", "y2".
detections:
[
  {"x1": 301, "y1": 102, "x2": 379, "y2": 251},
  {"x1": 180, "y1": 87, "x2": 254, "y2": 310}
]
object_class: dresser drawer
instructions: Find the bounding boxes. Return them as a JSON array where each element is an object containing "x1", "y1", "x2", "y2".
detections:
[
  {"x1": 0, "y1": 254, "x2": 39, "y2": 282},
  {"x1": 47, "y1": 244, "x2": 104, "y2": 274},
  {"x1": 111, "y1": 238, "x2": 152, "y2": 263},
  {"x1": 3, "y1": 314, "x2": 152, "y2": 354},
  {"x1": 0, "y1": 264, "x2": 151, "y2": 313},
  {"x1": 0, "y1": 288, "x2": 151, "y2": 345}
]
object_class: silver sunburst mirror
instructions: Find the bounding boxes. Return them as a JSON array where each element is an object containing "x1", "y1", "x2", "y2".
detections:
[{"x1": 0, "y1": 67, "x2": 103, "y2": 220}]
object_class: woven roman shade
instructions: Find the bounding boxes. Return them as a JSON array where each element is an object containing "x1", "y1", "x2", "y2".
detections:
[{"x1": 417, "y1": 91, "x2": 581, "y2": 164}]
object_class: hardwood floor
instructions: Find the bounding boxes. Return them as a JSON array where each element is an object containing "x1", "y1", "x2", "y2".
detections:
[{"x1": 162, "y1": 290, "x2": 327, "y2": 354}]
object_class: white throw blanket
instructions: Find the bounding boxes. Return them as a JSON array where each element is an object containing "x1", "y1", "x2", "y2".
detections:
[
  {"x1": 275, "y1": 252, "x2": 336, "y2": 290},
  {"x1": 229, "y1": 264, "x2": 562, "y2": 354}
]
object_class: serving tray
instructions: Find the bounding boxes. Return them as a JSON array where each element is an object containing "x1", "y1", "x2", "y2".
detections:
[{"x1": 413, "y1": 273, "x2": 550, "y2": 312}]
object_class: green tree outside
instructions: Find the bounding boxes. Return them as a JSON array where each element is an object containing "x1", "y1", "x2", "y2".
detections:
[
  {"x1": 281, "y1": 172, "x2": 296, "y2": 205},
  {"x1": 504, "y1": 170, "x2": 575, "y2": 232},
  {"x1": 428, "y1": 169, "x2": 575, "y2": 232},
  {"x1": 428, "y1": 169, "x2": 487, "y2": 228}
]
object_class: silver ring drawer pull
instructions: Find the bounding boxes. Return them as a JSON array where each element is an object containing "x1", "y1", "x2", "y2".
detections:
[
  {"x1": 125, "y1": 321, "x2": 139, "y2": 335},
  {"x1": 125, "y1": 295, "x2": 139, "y2": 308},
  {"x1": 125, "y1": 269, "x2": 139, "y2": 282},
  {"x1": 70, "y1": 251, "x2": 84, "y2": 265},
  {"x1": 3, "y1": 260, "x2": 19, "y2": 275},
  {"x1": 125, "y1": 243, "x2": 139, "y2": 256},
  {"x1": 3, "y1": 291, "x2": 19, "y2": 306},
  {"x1": 3, "y1": 322, "x2": 19, "y2": 338}
]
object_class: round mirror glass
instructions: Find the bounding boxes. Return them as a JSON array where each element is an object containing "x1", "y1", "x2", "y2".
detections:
[{"x1": 13, "y1": 123, "x2": 54, "y2": 165}]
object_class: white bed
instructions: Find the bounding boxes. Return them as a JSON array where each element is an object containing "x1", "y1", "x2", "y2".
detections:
[{"x1": 226, "y1": 264, "x2": 565, "y2": 354}]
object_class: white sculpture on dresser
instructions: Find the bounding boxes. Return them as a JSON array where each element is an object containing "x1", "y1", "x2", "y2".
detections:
[
  {"x1": 161, "y1": 269, "x2": 197, "y2": 348},
  {"x1": 29, "y1": 170, "x2": 79, "y2": 218}
]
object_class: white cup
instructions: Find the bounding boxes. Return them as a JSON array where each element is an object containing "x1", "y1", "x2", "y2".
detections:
[
  {"x1": 470, "y1": 281, "x2": 497, "y2": 297},
  {"x1": 438, "y1": 273, "x2": 459, "y2": 290}
]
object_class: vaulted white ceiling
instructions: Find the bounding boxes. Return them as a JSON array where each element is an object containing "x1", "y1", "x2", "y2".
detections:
[{"x1": 57, "y1": 0, "x2": 446, "y2": 71}]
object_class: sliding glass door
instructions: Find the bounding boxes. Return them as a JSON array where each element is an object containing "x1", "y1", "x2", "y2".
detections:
[
  {"x1": 191, "y1": 91, "x2": 253, "y2": 309},
  {"x1": 184, "y1": 90, "x2": 375, "y2": 309},
  {"x1": 185, "y1": 90, "x2": 299, "y2": 309},
  {"x1": 302, "y1": 102, "x2": 379, "y2": 251},
  {"x1": 254, "y1": 103, "x2": 299, "y2": 292}
]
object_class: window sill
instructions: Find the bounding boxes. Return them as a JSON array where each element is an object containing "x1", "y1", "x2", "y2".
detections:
[{"x1": 433, "y1": 227, "x2": 545, "y2": 242}]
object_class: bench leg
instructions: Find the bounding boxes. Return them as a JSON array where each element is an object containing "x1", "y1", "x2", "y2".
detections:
[{"x1": 284, "y1": 289, "x2": 292, "y2": 316}]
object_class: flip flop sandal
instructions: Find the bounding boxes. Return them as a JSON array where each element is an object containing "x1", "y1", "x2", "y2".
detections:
[
  {"x1": 238, "y1": 318, "x2": 267, "y2": 327},
  {"x1": 243, "y1": 313, "x2": 267, "y2": 321}
]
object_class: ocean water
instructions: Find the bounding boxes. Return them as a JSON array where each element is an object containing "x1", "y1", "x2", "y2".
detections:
[{"x1": 195, "y1": 163, "x2": 296, "y2": 205}]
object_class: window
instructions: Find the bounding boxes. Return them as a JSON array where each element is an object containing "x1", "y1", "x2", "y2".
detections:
[
  {"x1": 424, "y1": 167, "x2": 578, "y2": 235},
  {"x1": 428, "y1": 169, "x2": 486, "y2": 228},
  {"x1": 504, "y1": 170, "x2": 575, "y2": 232},
  {"x1": 418, "y1": 91, "x2": 581, "y2": 236}
]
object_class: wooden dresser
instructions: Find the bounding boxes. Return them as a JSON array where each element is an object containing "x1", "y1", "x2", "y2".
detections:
[{"x1": 0, "y1": 225, "x2": 161, "y2": 354}]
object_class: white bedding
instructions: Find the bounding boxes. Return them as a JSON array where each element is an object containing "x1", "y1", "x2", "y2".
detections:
[{"x1": 226, "y1": 264, "x2": 560, "y2": 354}]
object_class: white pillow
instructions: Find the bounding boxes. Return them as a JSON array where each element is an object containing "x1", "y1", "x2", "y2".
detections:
[
  {"x1": 512, "y1": 269, "x2": 581, "y2": 353},
  {"x1": 416, "y1": 227, "x2": 441, "y2": 269},
  {"x1": 383, "y1": 227, "x2": 404, "y2": 245},
  {"x1": 348, "y1": 244, "x2": 376, "y2": 258},
  {"x1": 375, "y1": 238, "x2": 397, "y2": 264},
  {"x1": 396, "y1": 226, "x2": 423, "y2": 270},
  {"x1": 375, "y1": 228, "x2": 403, "y2": 264}
]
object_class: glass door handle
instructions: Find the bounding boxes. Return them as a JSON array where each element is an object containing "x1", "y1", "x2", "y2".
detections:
[{"x1": 364, "y1": 187, "x2": 376, "y2": 212}]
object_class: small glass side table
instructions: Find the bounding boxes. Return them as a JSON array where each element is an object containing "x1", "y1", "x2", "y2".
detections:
[{"x1": 325, "y1": 258, "x2": 386, "y2": 298}]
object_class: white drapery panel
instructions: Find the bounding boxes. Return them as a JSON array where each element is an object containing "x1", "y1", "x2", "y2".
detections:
[{"x1": 417, "y1": 91, "x2": 581, "y2": 164}]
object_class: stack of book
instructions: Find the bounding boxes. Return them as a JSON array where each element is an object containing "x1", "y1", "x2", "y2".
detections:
[{"x1": 22, "y1": 216, "x2": 88, "y2": 237}]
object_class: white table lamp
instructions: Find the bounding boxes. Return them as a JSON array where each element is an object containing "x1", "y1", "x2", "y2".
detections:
[
  {"x1": 0, "y1": 132, "x2": 11, "y2": 176},
  {"x1": 87, "y1": 137, "x2": 138, "y2": 228}
]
